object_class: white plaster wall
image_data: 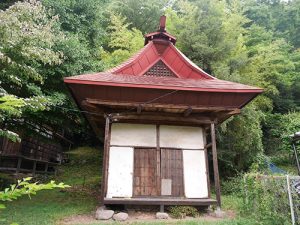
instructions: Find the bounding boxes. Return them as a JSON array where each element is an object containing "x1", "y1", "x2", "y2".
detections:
[
  {"x1": 160, "y1": 125, "x2": 204, "y2": 149},
  {"x1": 110, "y1": 123, "x2": 156, "y2": 147},
  {"x1": 106, "y1": 147, "x2": 134, "y2": 198},
  {"x1": 183, "y1": 150, "x2": 208, "y2": 198}
]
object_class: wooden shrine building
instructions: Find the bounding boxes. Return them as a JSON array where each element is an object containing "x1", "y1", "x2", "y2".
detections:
[{"x1": 64, "y1": 16, "x2": 263, "y2": 208}]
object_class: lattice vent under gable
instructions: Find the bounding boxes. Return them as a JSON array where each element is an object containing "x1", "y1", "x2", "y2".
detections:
[{"x1": 143, "y1": 60, "x2": 177, "y2": 77}]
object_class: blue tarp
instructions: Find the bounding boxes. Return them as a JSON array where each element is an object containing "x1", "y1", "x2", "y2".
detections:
[{"x1": 268, "y1": 162, "x2": 287, "y2": 174}]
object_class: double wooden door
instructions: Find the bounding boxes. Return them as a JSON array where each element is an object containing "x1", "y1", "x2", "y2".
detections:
[{"x1": 133, "y1": 148, "x2": 184, "y2": 197}]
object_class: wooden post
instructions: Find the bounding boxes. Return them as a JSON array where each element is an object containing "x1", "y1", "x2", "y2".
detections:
[
  {"x1": 211, "y1": 123, "x2": 221, "y2": 208},
  {"x1": 156, "y1": 125, "x2": 161, "y2": 195},
  {"x1": 44, "y1": 163, "x2": 49, "y2": 173},
  {"x1": 32, "y1": 161, "x2": 37, "y2": 175},
  {"x1": 203, "y1": 129, "x2": 211, "y2": 198},
  {"x1": 100, "y1": 116, "x2": 111, "y2": 205},
  {"x1": 16, "y1": 157, "x2": 22, "y2": 174}
]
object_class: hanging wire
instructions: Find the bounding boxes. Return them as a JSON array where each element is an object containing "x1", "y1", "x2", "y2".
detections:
[{"x1": 52, "y1": 89, "x2": 179, "y2": 117}]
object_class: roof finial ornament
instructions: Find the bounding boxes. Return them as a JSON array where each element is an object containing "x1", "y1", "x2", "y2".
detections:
[
  {"x1": 144, "y1": 15, "x2": 176, "y2": 45},
  {"x1": 159, "y1": 15, "x2": 166, "y2": 32}
]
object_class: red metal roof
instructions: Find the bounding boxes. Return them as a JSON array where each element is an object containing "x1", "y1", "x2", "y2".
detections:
[
  {"x1": 106, "y1": 40, "x2": 215, "y2": 80},
  {"x1": 64, "y1": 72, "x2": 263, "y2": 93},
  {"x1": 64, "y1": 15, "x2": 262, "y2": 120}
]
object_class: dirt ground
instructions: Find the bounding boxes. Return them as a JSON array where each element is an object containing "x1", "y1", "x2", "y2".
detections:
[{"x1": 60, "y1": 210, "x2": 236, "y2": 224}]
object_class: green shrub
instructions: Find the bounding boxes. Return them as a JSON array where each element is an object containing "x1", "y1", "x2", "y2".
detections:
[
  {"x1": 168, "y1": 206, "x2": 199, "y2": 219},
  {"x1": 221, "y1": 175, "x2": 243, "y2": 195},
  {"x1": 240, "y1": 173, "x2": 291, "y2": 225}
]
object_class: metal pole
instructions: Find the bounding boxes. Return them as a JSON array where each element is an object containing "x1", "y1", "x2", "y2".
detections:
[
  {"x1": 287, "y1": 175, "x2": 295, "y2": 225},
  {"x1": 292, "y1": 142, "x2": 300, "y2": 176}
]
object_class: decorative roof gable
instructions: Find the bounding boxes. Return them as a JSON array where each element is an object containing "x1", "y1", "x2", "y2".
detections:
[
  {"x1": 144, "y1": 60, "x2": 177, "y2": 77},
  {"x1": 106, "y1": 15, "x2": 215, "y2": 80}
]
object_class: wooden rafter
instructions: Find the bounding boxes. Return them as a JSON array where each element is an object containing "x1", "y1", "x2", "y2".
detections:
[{"x1": 183, "y1": 106, "x2": 193, "y2": 117}]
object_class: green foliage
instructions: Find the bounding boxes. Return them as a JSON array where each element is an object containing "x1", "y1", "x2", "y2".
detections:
[
  {"x1": 240, "y1": 173, "x2": 290, "y2": 225},
  {"x1": 0, "y1": 176, "x2": 69, "y2": 222},
  {"x1": 264, "y1": 112, "x2": 300, "y2": 158},
  {"x1": 221, "y1": 175, "x2": 244, "y2": 195},
  {"x1": 109, "y1": 0, "x2": 169, "y2": 34},
  {"x1": 217, "y1": 104, "x2": 265, "y2": 175},
  {"x1": 166, "y1": 0, "x2": 230, "y2": 73},
  {"x1": 101, "y1": 13, "x2": 144, "y2": 69},
  {"x1": 0, "y1": 0, "x2": 64, "y2": 140},
  {"x1": 168, "y1": 206, "x2": 199, "y2": 219}
]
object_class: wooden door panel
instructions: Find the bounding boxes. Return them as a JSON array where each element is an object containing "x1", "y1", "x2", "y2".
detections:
[
  {"x1": 133, "y1": 148, "x2": 158, "y2": 196},
  {"x1": 161, "y1": 149, "x2": 184, "y2": 197}
]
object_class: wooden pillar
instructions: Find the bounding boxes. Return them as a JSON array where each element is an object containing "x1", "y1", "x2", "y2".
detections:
[
  {"x1": 100, "y1": 116, "x2": 111, "y2": 205},
  {"x1": 16, "y1": 157, "x2": 22, "y2": 174},
  {"x1": 156, "y1": 125, "x2": 161, "y2": 196},
  {"x1": 211, "y1": 123, "x2": 221, "y2": 208},
  {"x1": 44, "y1": 163, "x2": 49, "y2": 173},
  {"x1": 203, "y1": 129, "x2": 211, "y2": 198},
  {"x1": 32, "y1": 161, "x2": 37, "y2": 175}
]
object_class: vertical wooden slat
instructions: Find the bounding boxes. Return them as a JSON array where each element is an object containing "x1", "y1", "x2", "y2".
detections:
[
  {"x1": 100, "y1": 116, "x2": 111, "y2": 205},
  {"x1": 133, "y1": 148, "x2": 158, "y2": 197},
  {"x1": 156, "y1": 125, "x2": 161, "y2": 195},
  {"x1": 211, "y1": 123, "x2": 221, "y2": 207},
  {"x1": 161, "y1": 149, "x2": 184, "y2": 197}
]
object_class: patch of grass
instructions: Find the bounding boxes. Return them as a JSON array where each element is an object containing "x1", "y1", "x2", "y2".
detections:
[
  {"x1": 57, "y1": 147, "x2": 102, "y2": 187},
  {"x1": 221, "y1": 195, "x2": 243, "y2": 211},
  {"x1": 2, "y1": 189, "x2": 97, "y2": 225},
  {"x1": 0, "y1": 146, "x2": 102, "y2": 225},
  {"x1": 278, "y1": 164, "x2": 298, "y2": 175}
]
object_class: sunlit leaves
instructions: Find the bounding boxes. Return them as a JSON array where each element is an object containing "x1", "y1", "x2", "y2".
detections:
[
  {"x1": 0, "y1": 177, "x2": 70, "y2": 213},
  {"x1": 101, "y1": 13, "x2": 144, "y2": 69},
  {"x1": 0, "y1": 0, "x2": 64, "y2": 140}
]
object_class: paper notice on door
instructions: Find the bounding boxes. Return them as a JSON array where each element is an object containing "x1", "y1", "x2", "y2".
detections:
[{"x1": 161, "y1": 179, "x2": 172, "y2": 195}]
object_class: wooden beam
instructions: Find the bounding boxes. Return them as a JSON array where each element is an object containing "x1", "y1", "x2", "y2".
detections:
[
  {"x1": 110, "y1": 113, "x2": 216, "y2": 125},
  {"x1": 104, "y1": 197, "x2": 217, "y2": 206},
  {"x1": 86, "y1": 99, "x2": 237, "y2": 112},
  {"x1": 100, "y1": 116, "x2": 111, "y2": 206},
  {"x1": 183, "y1": 107, "x2": 193, "y2": 117},
  {"x1": 227, "y1": 109, "x2": 241, "y2": 115},
  {"x1": 211, "y1": 123, "x2": 221, "y2": 208},
  {"x1": 205, "y1": 143, "x2": 212, "y2": 149}
]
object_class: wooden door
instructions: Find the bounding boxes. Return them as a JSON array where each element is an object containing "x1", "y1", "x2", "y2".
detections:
[
  {"x1": 161, "y1": 149, "x2": 184, "y2": 197},
  {"x1": 133, "y1": 148, "x2": 159, "y2": 196}
]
